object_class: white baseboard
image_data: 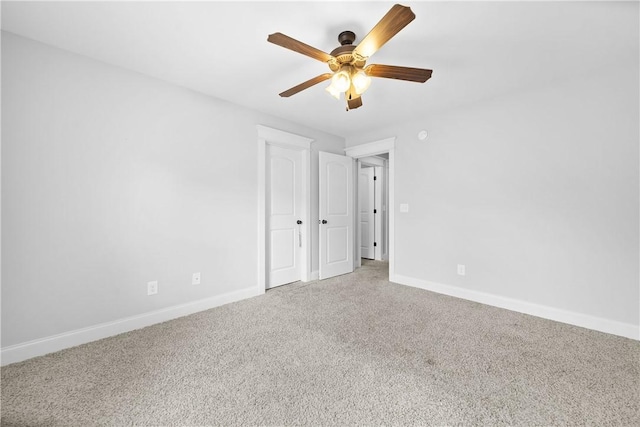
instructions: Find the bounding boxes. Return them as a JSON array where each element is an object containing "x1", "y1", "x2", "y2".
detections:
[
  {"x1": 392, "y1": 274, "x2": 639, "y2": 341},
  {"x1": 1, "y1": 286, "x2": 264, "y2": 366}
]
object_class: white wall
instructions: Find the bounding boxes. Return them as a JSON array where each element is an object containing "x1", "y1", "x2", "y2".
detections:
[
  {"x1": 1, "y1": 32, "x2": 344, "y2": 349},
  {"x1": 347, "y1": 65, "x2": 639, "y2": 336}
]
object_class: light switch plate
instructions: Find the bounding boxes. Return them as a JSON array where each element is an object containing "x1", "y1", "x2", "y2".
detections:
[{"x1": 400, "y1": 203, "x2": 409, "y2": 213}]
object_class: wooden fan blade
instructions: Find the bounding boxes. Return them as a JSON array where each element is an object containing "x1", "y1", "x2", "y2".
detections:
[
  {"x1": 347, "y1": 96, "x2": 363, "y2": 110},
  {"x1": 365, "y1": 64, "x2": 432, "y2": 82},
  {"x1": 353, "y1": 4, "x2": 415, "y2": 59},
  {"x1": 279, "y1": 73, "x2": 333, "y2": 97},
  {"x1": 268, "y1": 32, "x2": 334, "y2": 63},
  {"x1": 345, "y1": 84, "x2": 363, "y2": 110}
]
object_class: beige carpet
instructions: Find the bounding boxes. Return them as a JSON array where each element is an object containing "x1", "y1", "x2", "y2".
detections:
[{"x1": 2, "y1": 260, "x2": 639, "y2": 426}]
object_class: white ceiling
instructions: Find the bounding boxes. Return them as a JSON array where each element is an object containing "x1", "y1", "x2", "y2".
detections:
[{"x1": 2, "y1": 1, "x2": 637, "y2": 139}]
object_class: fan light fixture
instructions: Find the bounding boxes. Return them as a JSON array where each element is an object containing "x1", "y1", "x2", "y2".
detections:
[
  {"x1": 326, "y1": 66, "x2": 366, "y2": 100},
  {"x1": 268, "y1": 4, "x2": 433, "y2": 111}
]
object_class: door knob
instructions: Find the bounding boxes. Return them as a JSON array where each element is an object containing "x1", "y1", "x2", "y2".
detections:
[
  {"x1": 296, "y1": 220, "x2": 302, "y2": 224},
  {"x1": 322, "y1": 220, "x2": 328, "y2": 224}
]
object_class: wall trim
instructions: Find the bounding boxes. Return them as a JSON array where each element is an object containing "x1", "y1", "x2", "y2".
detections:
[
  {"x1": 1, "y1": 286, "x2": 264, "y2": 366},
  {"x1": 256, "y1": 125, "x2": 313, "y2": 149},
  {"x1": 345, "y1": 137, "x2": 395, "y2": 158},
  {"x1": 392, "y1": 274, "x2": 639, "y2": 341}
]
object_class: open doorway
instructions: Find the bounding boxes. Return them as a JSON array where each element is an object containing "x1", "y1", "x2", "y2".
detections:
[
  {"x1": 345, "y1": 137, "x2": 396, "y2": 281},
  {"x1": 358, "y1": 156, "x2": 387, "y2": 262}
]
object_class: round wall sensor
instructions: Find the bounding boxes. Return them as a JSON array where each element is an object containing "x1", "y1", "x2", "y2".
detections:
[{"x1": 418, "y1": 130, "x2": 428, "y2": 141}]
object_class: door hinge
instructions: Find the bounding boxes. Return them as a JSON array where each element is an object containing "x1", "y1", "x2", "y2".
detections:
[
  {"x1": 374, "y1": 176, "x2": 377, "y2": 181},
  {"x1": 373, "y1": 209, "x2": 377, "y2": 214},
  {"x1": 374, "y1": 242, "x2": 377, "y2": 247}
]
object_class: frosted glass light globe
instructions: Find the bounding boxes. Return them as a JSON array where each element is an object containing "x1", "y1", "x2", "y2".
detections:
[
  {"x1": 331, "y1": 70, "x2": 351, "y2": 93},
  {"x1": 352, "y1": 71, "x2": 372, "y2": 95},
  {"x1": 325, "y1": 84, "x2": 341, "y2": 100}
]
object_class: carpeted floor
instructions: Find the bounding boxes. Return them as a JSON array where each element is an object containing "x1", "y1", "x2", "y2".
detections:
[{"x1": 2, "y1": 260, "x2": 639, "y2": 426}]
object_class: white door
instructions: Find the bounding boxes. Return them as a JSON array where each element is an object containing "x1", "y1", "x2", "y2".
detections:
[
  {"x1": 359, "y1": 166, "x2": 375, "y2": 259},
  {"x1": 267, "y1": 144, "x2": 303, "y2": 288},
  {"x1": 319, "y1": 151, "x2": 353, "y2": 279}
]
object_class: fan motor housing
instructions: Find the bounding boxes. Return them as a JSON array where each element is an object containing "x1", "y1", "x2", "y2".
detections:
[
  {"x1": 330, "y1": 45, "x2": 355, "y2": 63},
  {"x1": 329, "y1": 31, "x2": 366, "y2": 71}
]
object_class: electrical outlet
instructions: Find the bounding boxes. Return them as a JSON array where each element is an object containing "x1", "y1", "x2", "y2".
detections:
[
  {"x1": 192, "y1": 272, "x2": 201, "y2": 285},
  {"x1": 457, "y1": 264, "x2": 466, "y2": 276},
  {"x1": 147, "y1": 281, "x2": 158, "y2": 295}
]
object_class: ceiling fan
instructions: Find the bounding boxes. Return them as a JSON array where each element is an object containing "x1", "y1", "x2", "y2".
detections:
[{"x1": 267, "y1": 4, "x2": 432, "y2": 111}]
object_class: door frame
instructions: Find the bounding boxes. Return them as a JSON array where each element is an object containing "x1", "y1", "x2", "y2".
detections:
[
  {"x1": 373, "y1": 165, "x2": 383, "y2": 261},
  {"x1": 345, "y1": 137, "x2": 396, "y2": 281},
  {"x1": 257, "y1": 125, "x2": 312, "y2": 291}
]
